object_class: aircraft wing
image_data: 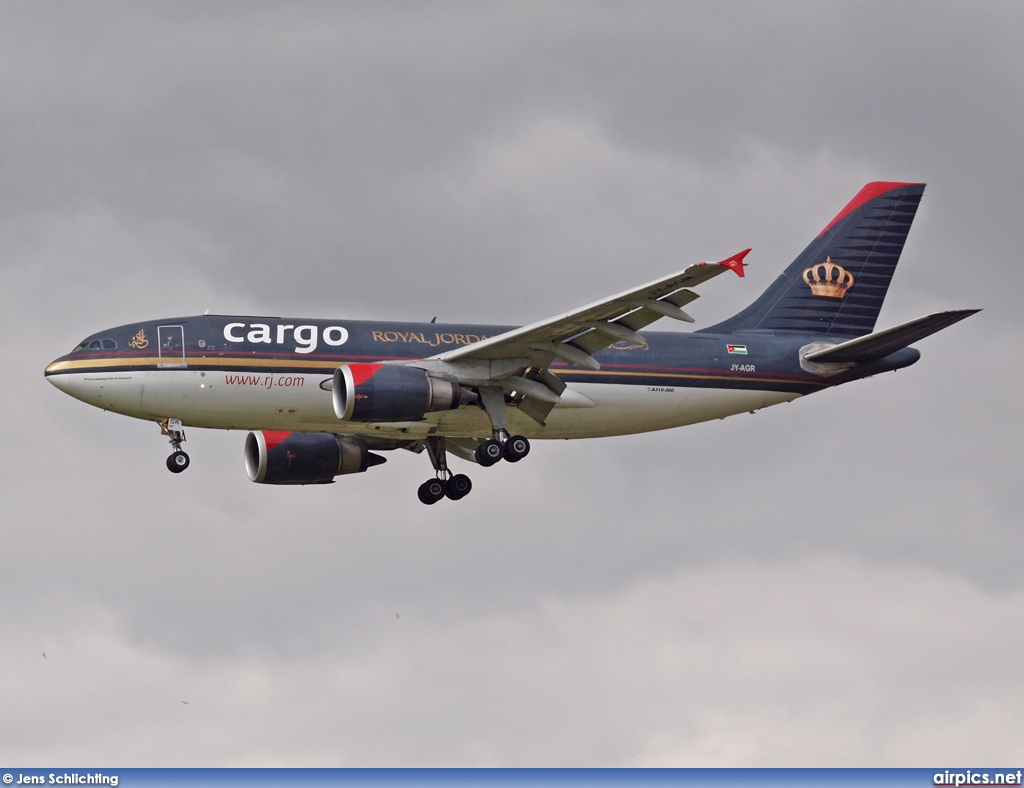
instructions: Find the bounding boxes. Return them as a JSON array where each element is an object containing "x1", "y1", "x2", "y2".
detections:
[{"x1": 430, "y1": 249, "x2": 750, "y2": 370}]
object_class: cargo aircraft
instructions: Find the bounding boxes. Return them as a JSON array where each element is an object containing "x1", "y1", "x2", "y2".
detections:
[{"x1": 45, "y1": 182, "x2": 977, "y2": 504}]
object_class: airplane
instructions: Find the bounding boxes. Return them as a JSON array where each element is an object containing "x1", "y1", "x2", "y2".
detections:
[{"x1": 45, "y1": 182, "x2": 977, "y2": 504}]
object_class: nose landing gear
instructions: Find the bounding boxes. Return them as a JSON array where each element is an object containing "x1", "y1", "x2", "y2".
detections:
[
  {"x1": 161, "y1": 418, "x2": 190, "y2": 474},
  {"x1": 166, "y1": 451, "x2": 190, "y2": 473}
]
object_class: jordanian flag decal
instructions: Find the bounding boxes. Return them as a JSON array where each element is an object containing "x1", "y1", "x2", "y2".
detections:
[{"x1": 727, "y1": 344, "x2": 748, "y2": 355}]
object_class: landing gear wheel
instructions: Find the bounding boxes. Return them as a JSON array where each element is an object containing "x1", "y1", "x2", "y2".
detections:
[
  {"x1": 445, "y1": 474, "x2": 473, "y2": 500},
  {"x1": 166, "y1": 451, "x2": 190, "y2": 473},
  {"x1": 475, "y1": 439, "x2": 503, "y2": 467},
  {"x1": 162, "y1": 419, "x2": 188, "y2": 473},
  {"x1": 417, "y1": 478, "x2": 446, "y2": 505},
  {"x1": 503, "y1": 435, "x2": 530, "y2": 463}
]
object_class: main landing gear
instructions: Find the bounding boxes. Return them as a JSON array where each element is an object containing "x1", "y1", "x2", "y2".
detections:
[
  {"x1": 473, "y1": 432, "x2": 530, "y2": 466},
  {"x1": 417, "y1": 436, "x2": 472, "y2": 505},
  {"x1": 161, "y1": 418, "x2": 190, "y2": 474},
  {"x1": 416, "y1": 433, "x2": 531, "y2": 505},
  {"x1": 470, "y1": 385, "x2": 530, "y2": 467},
  {"x1": 416, "y1": 384, "x2": 532, "y2": 504}
]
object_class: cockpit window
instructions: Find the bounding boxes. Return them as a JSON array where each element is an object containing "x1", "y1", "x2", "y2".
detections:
[{"x1": 71, "y1": 338, "x2": 116, "y2": 352}]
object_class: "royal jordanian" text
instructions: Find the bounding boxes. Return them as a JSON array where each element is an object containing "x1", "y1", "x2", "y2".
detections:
[{"x1": 371, "y1": 331, "x2": 489, "y2": 346}]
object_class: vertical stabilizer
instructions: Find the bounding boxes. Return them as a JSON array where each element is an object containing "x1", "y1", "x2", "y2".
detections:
[{"x1": 703, "y1": 182, "x2": 926, "y2": 337}]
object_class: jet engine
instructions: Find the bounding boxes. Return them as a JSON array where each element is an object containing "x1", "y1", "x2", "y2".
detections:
[
  {"x1": 333, "y1": 363, "x2": 474, "y2": 422},
  {"x1": 244, "y1": 431, "x2": 386, "y2": 485}
]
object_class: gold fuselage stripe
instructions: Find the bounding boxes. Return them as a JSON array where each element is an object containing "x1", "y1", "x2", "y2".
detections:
[
  {"x1": 45, "y1": 356, "x2": 343, "y2": 373},
  {"x1": 44, "y1": 355, "x2": 816, "y2": 388}
]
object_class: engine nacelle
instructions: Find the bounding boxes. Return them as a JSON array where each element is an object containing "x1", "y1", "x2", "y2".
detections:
[
  {"x1": 244, "y1": 431, "x2": 386, "y2": 485},
  {"x1": 333, "y1": 363, "x2": 472, "y2": 422}
]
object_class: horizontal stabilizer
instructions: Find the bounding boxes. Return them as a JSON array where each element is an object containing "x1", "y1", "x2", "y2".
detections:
[{"x1": 803, "y1": 309, "x2": 980, "y2": 363}]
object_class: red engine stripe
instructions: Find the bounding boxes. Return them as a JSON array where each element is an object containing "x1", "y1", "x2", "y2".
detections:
[
  {"x1": 262, "y1": 431, "x2": 293, "y2": 450},
  {"x1": 347, "y1": 362, "x2": 384, "y2": 386}
]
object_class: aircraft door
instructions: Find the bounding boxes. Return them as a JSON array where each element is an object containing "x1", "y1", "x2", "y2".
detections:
[{"x1": 157, "y1": 325, "x2": 187, "y2": 368}]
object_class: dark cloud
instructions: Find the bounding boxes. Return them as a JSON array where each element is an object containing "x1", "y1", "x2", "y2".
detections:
[{"x1": 2, "y1": 1, "x2": 1021, "y2": 765}]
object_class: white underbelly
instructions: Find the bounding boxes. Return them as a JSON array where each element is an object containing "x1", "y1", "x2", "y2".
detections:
[
  {"x1": 511, "y1": 383, "x2": 798, "y2": 439},
  {"x1": 56, "y1": 372, "x2": 799, "y2": 440},
  {"x1": 53, "y1": 370, "x2": 338, "y2": 430}
]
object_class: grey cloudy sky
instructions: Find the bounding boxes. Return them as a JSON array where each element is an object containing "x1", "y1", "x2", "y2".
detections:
[{"x1": 2, "y1": 1, "x2": 1023, "y2": 766}]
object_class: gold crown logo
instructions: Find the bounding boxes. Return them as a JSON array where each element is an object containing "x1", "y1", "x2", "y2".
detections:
[{"x1": 802, "y1": 258, "x2": 854, "y2": 298}]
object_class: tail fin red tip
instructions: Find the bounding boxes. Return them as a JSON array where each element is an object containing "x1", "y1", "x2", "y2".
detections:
[{"x1": 818, "y1": 181, "x2": 924, "y2": 238}]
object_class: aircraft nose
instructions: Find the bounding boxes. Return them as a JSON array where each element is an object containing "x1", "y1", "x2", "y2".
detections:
[{"x1": 44, "y1": 359, "x2": 75, "y2": 394}]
